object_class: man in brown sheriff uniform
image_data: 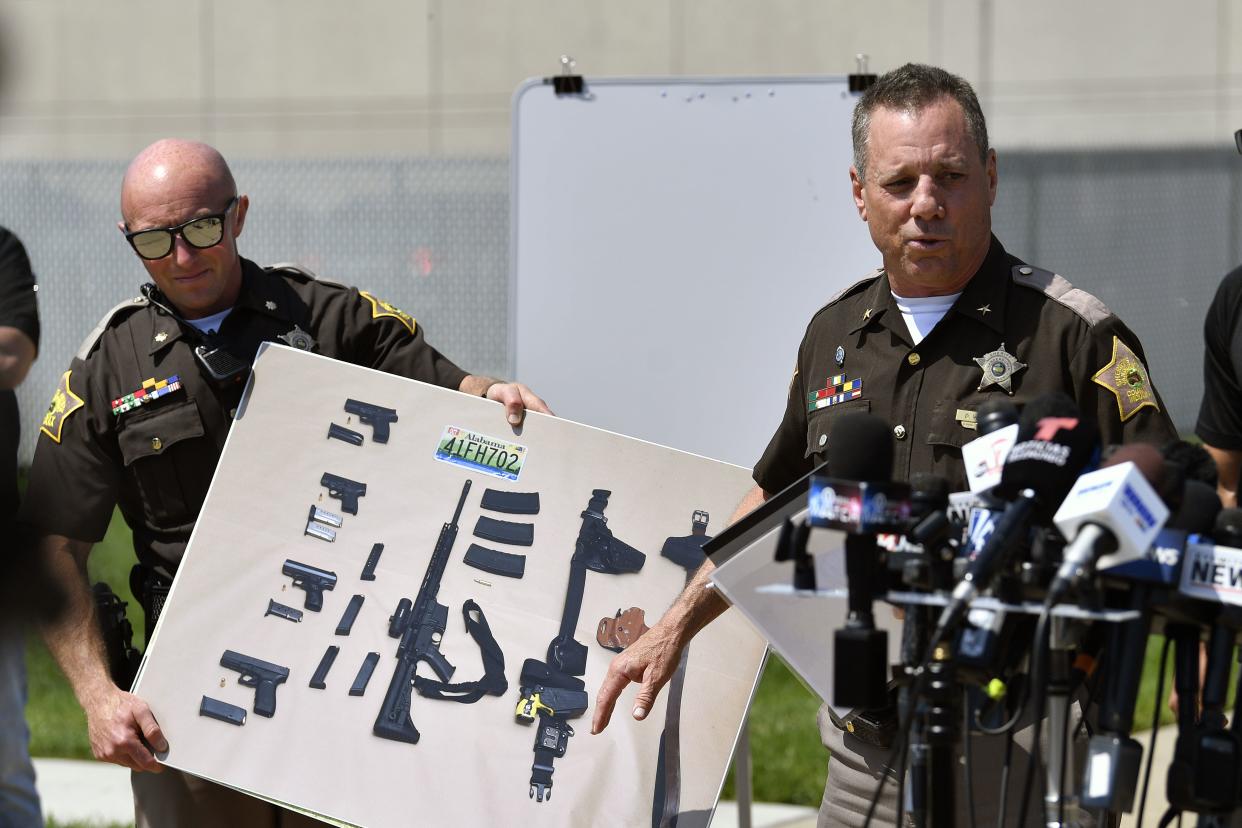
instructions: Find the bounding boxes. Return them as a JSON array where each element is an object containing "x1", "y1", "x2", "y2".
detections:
[
  {"x1": 21, "y1": 138, "x2": 550, "y2": 827},
  {"x1": 593, "y1": 65, "x2": 1176, "y2": 826}
]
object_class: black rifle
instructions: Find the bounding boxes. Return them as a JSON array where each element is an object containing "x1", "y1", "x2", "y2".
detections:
[
  {"x1": 373, "y1": 479, "x2": 472, "y2": 744},
  {"x1": 344, "y1": 398, "x2": 399, "y2": 443},
  {"x1": 220, "y1": 650, "x2": 289, "y2": 717},
  {"x1": 519, "y1": 489, "x2": 646, "y2": 802}
]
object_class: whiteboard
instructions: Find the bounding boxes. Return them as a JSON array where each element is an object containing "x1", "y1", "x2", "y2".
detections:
[{"x1": 511, "y1": 75, "x2": 880, "y2": 469}]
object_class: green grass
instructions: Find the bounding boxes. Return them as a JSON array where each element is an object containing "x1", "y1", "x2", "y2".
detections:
[
  {"x1": 45, "y1": 819, "x2": 131, "y2": 828},
  {"x1": 20, "y1": 508, "x2": 1202, "y2": 809}
]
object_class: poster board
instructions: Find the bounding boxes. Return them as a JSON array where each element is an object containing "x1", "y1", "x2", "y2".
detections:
[
  {"x1": 133, "y1": 344, "x2": 766, "y2": 827},
  {"x1": 510, "y1": 75, "x2": 877, "y2": 468}
]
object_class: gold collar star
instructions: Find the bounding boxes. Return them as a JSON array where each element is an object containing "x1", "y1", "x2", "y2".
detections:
[
  {"x1": 862, "y1": 308, "x2": 873, "y2": 321},
  {"x1": 976, "y1": 304, "x2": 992, "y2": 316},
  {"x1": 153, "y1": 332, "x2": 168, "y2": 343},
  {"x1": 264, "y1": 301, "x2": 277, "y2": 311}
]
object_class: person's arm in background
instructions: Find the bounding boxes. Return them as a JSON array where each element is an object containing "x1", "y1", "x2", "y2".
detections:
[
  {"x1": 0, "y1": 326, "x2": 36, "y2": 390},
  {"x1": 39, "y1": 534, "x2": 166, "y2": 771},
  {"x1": 0, "y1": 228, "x2": 39, "y2": 389},
  {"x1": 592, "y1": 484, "x2": 768, "y2": 733}
]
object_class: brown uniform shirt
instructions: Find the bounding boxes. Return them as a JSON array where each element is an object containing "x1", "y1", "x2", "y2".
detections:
[
  {"x1": 22, "y1": 258, "x2": 467, "y2": 571},
  {"x1": 754, "y1": 237, "x2": 1177, "y2": 493}
]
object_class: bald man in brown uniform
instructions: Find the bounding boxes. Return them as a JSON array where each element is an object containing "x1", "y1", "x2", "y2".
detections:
[
  {"x1": 23, "y1": 139, "x2": 550, "y2": 826},
  {"x1": 593, "y1": 65, "x2": 1175, "y2": 826}
]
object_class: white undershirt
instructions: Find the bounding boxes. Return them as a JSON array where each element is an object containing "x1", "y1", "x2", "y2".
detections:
[
  {"x1": 891, "y1": 291, "x2": 961, "y2": 345},
  {"x1": 185, "y1": 308, "x2": 233, "y2": 335}
]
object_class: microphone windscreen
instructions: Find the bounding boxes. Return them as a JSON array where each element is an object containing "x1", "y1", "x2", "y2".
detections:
[
  {"x1": 910, "y1": 473, "x2": 950, "y2": 516},
  {"x1": 1101, "y1": 442, "x2": 1164, "y2": 486},
  {"x1": 995, "y1": 392, "x2": 1099, "y2": 511},
  {"x1": 1162, "y1": 439, "x2": 1219, "y2": 488},
  {"x1": 976, "y1": 398, "x2": 1020, "y2": 436},
  {"x1": 826, "y1": 412, "x2": 893, "y2": 483},
  {"x1": 1212, "y1": 505, "x2": 1242, "y2": 546},
  {"x1": 1168, "y1": 480, "x2": 1221, "y2": 534}
]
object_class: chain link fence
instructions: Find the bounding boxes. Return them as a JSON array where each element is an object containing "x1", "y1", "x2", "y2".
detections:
[
  {"x1": 0, "y1": 156, "x2": 510, "y2": 464},
  {"x1": 3, "y1": 147, "x2": 1238, "y2": 464}
]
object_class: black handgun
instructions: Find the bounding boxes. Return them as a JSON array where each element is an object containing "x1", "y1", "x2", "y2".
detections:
[
  {"x1": 282, "y1": 559, "x2": 337, "y2": 612},
  {"x1": 344, "y1": 399, "x2": 399, "y2": 443},
  {"x1": 220, "y1": 650, "x2": 289, "y2": 717},
  {"x1": 321, "y1": 472, "x2": 367, "y2": 515}
]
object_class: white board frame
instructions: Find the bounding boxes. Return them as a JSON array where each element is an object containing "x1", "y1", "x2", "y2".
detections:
[{"x1": 510, "y1": 75, "x2": 880, "y2": 468}]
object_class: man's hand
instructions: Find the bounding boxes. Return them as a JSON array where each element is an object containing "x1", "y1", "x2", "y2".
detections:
[
  {"x1": 592, "y1": 618, "x2": 687, "y2": 734},
  {"x1": 84, "y1": 686, "x2": 167, "y2": 772},
  {"x1": 458, "y1": 375, "x2": 553, "y2": 425},
  {"x1": 484, "y1": 381, "x2": 552, "y2": 425}
]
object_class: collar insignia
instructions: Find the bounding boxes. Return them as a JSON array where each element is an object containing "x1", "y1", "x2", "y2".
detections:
[
  {"x1": 111, "y1": 375, "x2": 182, "y2": 417},
  {"x1": 807, "y1": 372, "x2": 863, "y2": 413},
  {"x1": 1092, "y1": 336, "x2": 1159, "y2": 422},
  {"x1": 974, "y1": 343, "x2": 1026, "y2": 394},
  {"x1": 976, "y1": 304, "x2": 992, "y2": 316},
  {"x1": 360, "y1": 291, "x2": 417, "y2": 335},
  {"x1": 265, "y1": 300, "x2": 278, "y2": 311},
  {"x1": 41, "y1": 370, "x2": 86, "y2": 442},
  {"x1": 278, "y1": 325, "x2": 316, "y2": 351},
  {"x1": 862, "y1": 308, "x2": 873, "y2": 321},
  {"x1": 153, "y1": 331, "x2": 168, "y2": 343},
  {"x1": 835, "y1": 345, "x2": 845, "y2": 367}
]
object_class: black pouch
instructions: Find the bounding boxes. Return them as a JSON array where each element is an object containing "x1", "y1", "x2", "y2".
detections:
[
  {"x1": 92, "y1": 582, "x2": 142, "y2": 690},
  {"x1": 828, "y1": 694, "x2": 899, "y2": 749}
]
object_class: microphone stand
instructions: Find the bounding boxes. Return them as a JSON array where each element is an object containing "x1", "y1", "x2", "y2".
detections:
[{"x1": 1043, "y1": 614, "x2": 1085, "y2": 828}]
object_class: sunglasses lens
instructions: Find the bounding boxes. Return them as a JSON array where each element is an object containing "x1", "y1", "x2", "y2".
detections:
[
  {"x1": 131, "y1": 230, "x2": 173, "y2": 260},
  {"x1": 181, "y1": 217, "x2": 224, "y2": 249}
]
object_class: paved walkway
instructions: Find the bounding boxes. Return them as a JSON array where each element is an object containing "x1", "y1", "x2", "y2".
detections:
[{"x1": 31, "y1": 723, "x2": 1182, "y2": 827}]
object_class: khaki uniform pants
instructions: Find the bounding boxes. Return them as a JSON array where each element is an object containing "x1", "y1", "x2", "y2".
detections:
[{"x1": 815, "y1": 703, "x2": 1109, "y2": 828}]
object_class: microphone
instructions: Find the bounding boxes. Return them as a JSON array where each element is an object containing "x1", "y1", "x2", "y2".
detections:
[
  {"x1": 1047, "y1": 443, "x2": 1170, "y2": 604},
  {"x1": 1082, "y1": 468, "x2": 1220, "y2": 813},
  {"x1": 818, "y1": 412, "x2": 907, "y2": 710},
  {"x1": 931, "y1": 392, "x2": 1098, "y2": 646},
  {"x1": 960, "y1": 398, "x2": 1021, "y2": 493}
]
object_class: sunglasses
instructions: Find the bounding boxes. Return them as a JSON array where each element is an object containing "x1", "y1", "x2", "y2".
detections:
[{"x1": 125, "y1": 196, "x2": 238, "y2": 260}]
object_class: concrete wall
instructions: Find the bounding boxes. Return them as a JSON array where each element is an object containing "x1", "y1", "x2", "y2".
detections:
[{"x1": 0, "y1": 0, "x2": 1237, "y2": 160}]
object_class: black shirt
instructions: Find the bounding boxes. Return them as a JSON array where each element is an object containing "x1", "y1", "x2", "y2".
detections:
[
  {"x1": 0, "y1": 227, "x2": 39, "y2": 522},
  {"x1": 1196, "y1": 264, "x2": 1242, "y2": 450}
]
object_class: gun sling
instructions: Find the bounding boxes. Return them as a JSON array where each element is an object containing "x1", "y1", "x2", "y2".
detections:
[
  {"x1": 414, "y1": 599, "x2": 508, "y2": 703},
  {"x1": 653, "y1": 510, "x2": 712, "y2": 828}
]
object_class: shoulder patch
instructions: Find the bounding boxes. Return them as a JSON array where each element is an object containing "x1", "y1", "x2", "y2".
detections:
[
  {"x1": 40, "y1": 370, "x2": 85, "y2": 443},
  {"x1": 822, "y1": 269, "x2": 884, "y2": 309},
  {"x1": 359, "y1": 291, "x2": 417, "y2": 335},
  {"x1": 265, "y1": 262, "x2": 350, "y2": 291},
  {"x1": 1011, "y1": 265, "x2": 1112, "y2": 326},
  {"x1": 1092, "y1": 336, "x2": 1159, "y2": 422},
  {"x1": 76, "y1": 296, "x2": 150, "y2": 361}
]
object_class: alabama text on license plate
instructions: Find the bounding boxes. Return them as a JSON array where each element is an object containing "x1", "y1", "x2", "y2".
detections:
[{"x1": 434, "y1": 425, "x2": 527, "y2": 481}]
